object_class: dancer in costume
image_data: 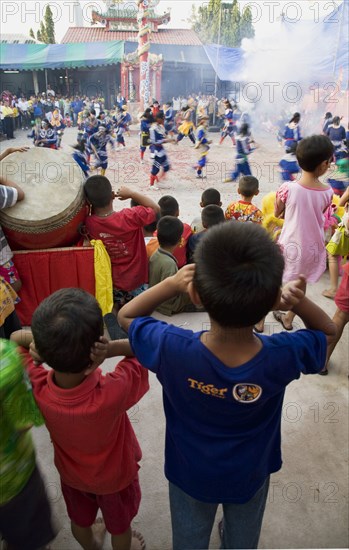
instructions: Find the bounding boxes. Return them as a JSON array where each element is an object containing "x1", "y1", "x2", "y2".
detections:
[
  {"x1": 194, "y1": 115, "x2": 211, "y2": 179},
  {"x1": 28, "y1": 119, "x2": 57, "y2": 149},
  {"x1": 149, "y1": 111, "x2": 175, "y2": 189},
  {"x1": 219, "y1": 101, "x2": 238, "y2": 146},
  {"x1": 164, "y1": 102, "x2": 176, "y2": 136},
  {"x1": 48, "y1": 108, "x2": 66, "y2": 148},
  {"x1": 322, "y1": 112, "x2": 333, "y2": 134},
  {"x1": 72, "y1": 140, "x2": 90, "y2": 179},
  {"x1": 140, "y1": 108, "x2": 153, "y2": 163},
  {"x1": 326, "y1": 116, "x2": 347, "y2": 161},
  {"x1": 177, "y1": 106, "x2": 196, "y2": 145},
  {"x1": 283, "y1": 112, "x2": 302, "y2": 151},
  {"x1": 114, "y1": 106, "x2": 131, "y2": 148},
  {"x1": 89, "y1": 123, "x2": 115, "y2": 176},
  {"x1": 224, "y1": 123, "x2": 256, "y2": 183},
  {"x1": 279, "y1": 142, "x2": 300, "y2": 182},
  {"x1": 82, "y1": 109, "x2": 100, "y2": 163}
]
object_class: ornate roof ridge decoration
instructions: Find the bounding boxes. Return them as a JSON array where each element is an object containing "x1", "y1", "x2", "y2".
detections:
[{"x1": 92, "y1": 8, "x2": 171, "y2": 25}]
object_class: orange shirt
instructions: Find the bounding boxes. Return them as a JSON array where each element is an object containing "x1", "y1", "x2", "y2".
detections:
[{"x1": 146, "y1": 223, "x2": 192, "y2": 268}]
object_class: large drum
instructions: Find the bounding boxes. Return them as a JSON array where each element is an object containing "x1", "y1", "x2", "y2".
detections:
[{"x1": 0, "y1": 149, "x2": 87, "y2": 250}]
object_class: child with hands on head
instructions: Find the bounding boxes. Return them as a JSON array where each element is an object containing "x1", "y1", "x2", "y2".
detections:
[
  {"x1": 11, "y1": 288, "x2": 149, "y2": 550},
  {"x1": 118, "y1": 221, "x2": 336, "y2": 550}
]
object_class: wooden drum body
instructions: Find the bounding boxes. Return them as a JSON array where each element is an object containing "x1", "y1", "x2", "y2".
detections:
[{"x1": 0, "y1": 149, "x2": 87, "y2": 250}]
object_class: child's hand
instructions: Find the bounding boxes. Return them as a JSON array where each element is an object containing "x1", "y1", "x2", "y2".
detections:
[
  {"x1": 29, "y1": 341, "x2": 43, "y2": 365},
  {"x1": 90, "y1": 336, "x2": 109, "y2": 368},
  {"x1": 115, "y1": 186, "x2": 133, "y2": 201},
  {"x1": 279, "y1": 275, "x2": 306, "y2": 311},
  {"x1": 172, "y1": 264, "x2": 195, "y2": 293}
]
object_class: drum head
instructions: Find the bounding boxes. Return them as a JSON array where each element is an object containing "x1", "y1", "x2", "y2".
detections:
[{"x1": 0, "y1": 148, "x2": 85, "y2": 232}]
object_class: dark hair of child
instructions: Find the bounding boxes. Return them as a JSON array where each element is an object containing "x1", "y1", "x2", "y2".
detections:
[
  {"x1": 32, "y1": 288, "x2": 103, "y2": 374},
  {"x1": 84, "y1": 175, "x2": 112, "y2": 208},
  {"x1": 157, "y1": 216, "x2": 184, "y2": 248},
  {"x1": 201, "y1": 205, "x2": 225, "y2": 229},
  {"x1": 238, "y1": 176, "x2": 259, "y2": 198},
  {"x1": 193, "y1": 223, "x2": 284, "y2": 328},
  {"x1": 332, "y1": 116, "x2": 341, "y2": 125},
  {"x1": 90, "y1": 109, "x2": 96, "y2": 116},
  {"x1": 296, "y1": 135, "x2": 334, "y2": 172},
  {"x1": 158, "y1": 195, "x2": 179, "y2": 217},
  {"x1": 201, "y1": 188, "x2": 221, "y2": 207},
  {"x1": 325, "y1": 112, "x2": 332, "y2": 119},
  {"x1": 289, "y1": 112, "x2": 301, "y2": 124}
]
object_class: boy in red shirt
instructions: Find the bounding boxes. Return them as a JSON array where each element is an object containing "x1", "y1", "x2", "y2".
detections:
[
  {"x1": 146, "y1": 195, "x2": 192, "y2": 268},
  {"x1": 84, "y1": 176, "x2": 160, "y2": 310},
  {"x1": 13, "y1": 288, "x2": 149, "y2": 550}
]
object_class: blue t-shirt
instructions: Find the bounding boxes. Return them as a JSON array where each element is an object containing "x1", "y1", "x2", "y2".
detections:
[{"x1": 129, "y1": 317, "x2": 326, "y2": 504}]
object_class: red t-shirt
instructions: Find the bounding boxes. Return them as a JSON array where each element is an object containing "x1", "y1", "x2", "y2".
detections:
[
  {"x1": 25, "y1": 352, "x2": 149, "y2": 494},
  {"x1": 85, "y1": 206, "x2": 156, "y2": 291}
]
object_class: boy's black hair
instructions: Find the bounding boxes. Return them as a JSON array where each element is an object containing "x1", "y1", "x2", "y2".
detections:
[
  {"x1": 158, "y1": 195, "x2": 179, "y2": 217},
  {"x1": 201, "y1": 205, "x2": 225, "y2": 229},
  {"x1": 201, "y1": 188, "x2": 221, "y2": 207},
  {"x1": 332, "y1": 116, "x2": 341, "y2": 125},
  {"x1": 84, "y1": 175, "x2": 113, "y2": 208},
  {"x1": 325, "y1": 112, "x2": 332, "y2": 119},
  {"x1": 157, "y1": 216, "x2": 183, "y2": 248},
  {"x1": 238, "y1": 176, "x2": 259, "y2": 198},
  {"x1": 155, "y1": 111, "x2": 164, "y2": 120},
  {"x1": 296, "y1": 135, "x2": 334, "y2": 172},
  {"x1": 32, "y1": 288, "x2": 103, "y2": 374},
  {"x1": 194, "y1": 223, "x2": 284, "y2": 328}
]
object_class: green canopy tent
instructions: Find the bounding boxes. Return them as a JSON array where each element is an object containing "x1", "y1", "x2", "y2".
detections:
[{"x1": 0, "y1": 41, "x2": 124, "y2": 70}]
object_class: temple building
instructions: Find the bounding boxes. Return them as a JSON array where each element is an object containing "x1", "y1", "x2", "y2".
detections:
[{"x1": 61, "y1": 1, "x2": 214, "y2": 103}]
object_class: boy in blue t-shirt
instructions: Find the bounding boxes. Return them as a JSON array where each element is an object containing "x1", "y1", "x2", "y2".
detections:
[{"x1": 118, "y1": 222, "x2": 336, "y2": 550}]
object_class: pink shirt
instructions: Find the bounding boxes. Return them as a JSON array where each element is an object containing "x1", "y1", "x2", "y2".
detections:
[
  {"x1": 278, "y1": 181, "x2": 333, "y2": 283},
  {"x1": 25, "y1": 352, "x2": 149, "y2": 494}
]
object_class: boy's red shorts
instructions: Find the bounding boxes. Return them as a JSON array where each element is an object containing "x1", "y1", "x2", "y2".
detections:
[
  {"x1": 335, "y1": 264, "x2": 349, "y2": 314},
  {"x1": 61, "y1": 476, "x2": 141, "y2": 535}
]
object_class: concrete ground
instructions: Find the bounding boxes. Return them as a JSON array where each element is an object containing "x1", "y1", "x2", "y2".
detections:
[{"x1": 3, "y1": 125, "x2": 348, "y2": 549}]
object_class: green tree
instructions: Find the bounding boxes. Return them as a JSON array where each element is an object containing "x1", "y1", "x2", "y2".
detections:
[
  {"x1": 40, "y1": 21, "x2": 48, "y2": 44},
  {"x1": 29, "y1": 28, "x2": 35, "y2": 40},
  {"x1": 44, "y1": 5, "x2": 56, "y2": 44},
  {"x1": 37, "y1": 30, "x2": 42, "y2": 42},
  {"x1": 190, "y1": 0, "x2": 254, "y2": 48}
]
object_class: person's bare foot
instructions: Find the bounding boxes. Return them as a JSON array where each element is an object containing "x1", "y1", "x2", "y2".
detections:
[
  {"x1": 131, "y1": 530, "x2": 146, "y2": 550},
  {"x1": 322, "y1": 289, "x2": 336, "y2": 300},
  {"x1": 93, "y1": 518, "x2": 106, "y2": 549}
]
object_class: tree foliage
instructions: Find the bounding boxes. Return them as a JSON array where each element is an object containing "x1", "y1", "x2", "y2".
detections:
[
  {"x1": 190, "y1": 0, "x2": 255, "y2": 47},
  {"x1": 30, "y1": 5, "x2": 56, "y2": 44},
  {"x1": 29, "y1": 28, "x2": 35, "y2": 40}
]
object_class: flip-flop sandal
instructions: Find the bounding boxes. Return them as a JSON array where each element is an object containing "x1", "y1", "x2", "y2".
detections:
[
  {"x1": 273, "y1": 311, "x2": 293, "y2": 331},
  {"x1": 318, "y1": 368, "x2": 329, "y2": 376},
  {"x1": 322, "y1": 290, "x2": 336, "y2": 300},
  {"x1": 131, "y1": 530, "x2": 146, "y2": 550},
  {"x1": 253, "y1": 324, "x2": 264, "y2": 333}
]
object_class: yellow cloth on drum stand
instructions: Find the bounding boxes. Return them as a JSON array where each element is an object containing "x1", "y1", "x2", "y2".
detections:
[{"x1": 90, "y1": 240, "x2": 113, "y2": 316}]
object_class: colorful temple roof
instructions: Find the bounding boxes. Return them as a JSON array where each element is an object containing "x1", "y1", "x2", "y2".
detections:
[{"x1": 61, "y1": 27, "x2": 203, "y2": 47}]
